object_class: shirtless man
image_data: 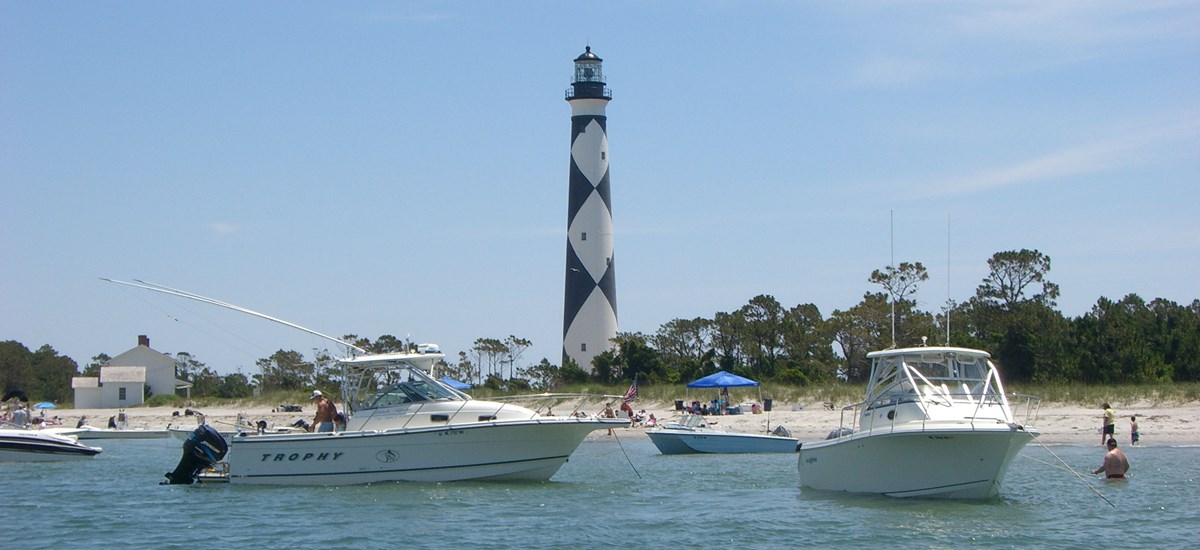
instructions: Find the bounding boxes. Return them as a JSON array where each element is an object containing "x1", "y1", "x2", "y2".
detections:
[
  {"x1": 1092, "y1": 438, "x2": 1130, "y2": 479},
  {"x1": 310, "y1": 390, "x2": 337, "y2": 433}
]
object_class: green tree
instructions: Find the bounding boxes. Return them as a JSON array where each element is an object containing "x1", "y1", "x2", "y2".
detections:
[
  {"x1": 710, "y1": 311, "x2": 745, "y2": 372},
  {"x1": 502, "y1": 335, "x2": 532, "y2": 380},
  {"x1": 611, "y1": 332, "x2": 666, "y2": 384},
  {"x1": 966, "y1": 250, "x2": 1065, "y2": 382},
  {"x1": 471, "y1": 338, "x2": 507, "y2": 383},
  {"x1": 829, "y1": 293, "x2": 891, "y2": 382},
  {"x1": 870, "y1": 261, "x2": 929, "y2": 346},
  {"x1": 518, "y1": 358, "x2": 561, "y2": 390},
  {"x1": 83, "y1": 353, "x2": 111, "y2": 377},
  {"x1": 976, "y1": 249, "x2": 1060, "y2": 309},
  {"x1": 217, "y1": 371, "x2": 254, "y2": 398},
  {"x1": 738, "y1": 294, "x2": 787, "y2": 379},
  {"x1": 780, "y1": 302, "x2": 838, "y2": 384},
  {"x1": 255, "y1": 349, "x2": 314, "y2": 392},
  {"x1": 652, "y1": 317, "x2": 713, "y2": 382}
]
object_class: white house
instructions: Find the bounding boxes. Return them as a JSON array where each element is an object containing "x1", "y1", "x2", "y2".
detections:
[{"x1": 72, "y1": 335, "x2": 193, "y2": 408}]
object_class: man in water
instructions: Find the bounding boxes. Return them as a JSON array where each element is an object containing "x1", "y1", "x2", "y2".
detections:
[{"x1": 1093, "y1": 438, "x2": 1130, "y2": 479}]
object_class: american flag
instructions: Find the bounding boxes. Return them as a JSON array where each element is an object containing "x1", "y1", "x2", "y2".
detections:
[{"x1": 622, "y1": 376, "x2": 638, "y2": 404}]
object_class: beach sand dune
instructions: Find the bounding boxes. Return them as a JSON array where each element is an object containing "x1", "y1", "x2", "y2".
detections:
[{"x1": 52, "y1": 399, "x2": 1197, "y2": 446}]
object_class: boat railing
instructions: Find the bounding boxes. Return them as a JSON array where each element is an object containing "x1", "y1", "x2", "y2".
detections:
[
  {"x1": 490, "y1": 393, "x2": 625, "y2": 420},
  {"x1": 1007, "y1": 393, "x2": 1042, "y2": 426},
  {"x1": 830, "y1": 390, "x2": 1040, "y2": 440}
]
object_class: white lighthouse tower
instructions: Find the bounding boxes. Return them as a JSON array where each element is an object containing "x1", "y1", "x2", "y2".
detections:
[{"x1": 562, "y1": 46, "x2": 617, "y2": 370}]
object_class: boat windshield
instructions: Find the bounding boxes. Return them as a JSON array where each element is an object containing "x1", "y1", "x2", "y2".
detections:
[
  {"x1": 865, "y1": 349, "x2": 995, "y2": 406},
  {"x1": 345, "y1": 361, "x2": 465, "y2": 412}
]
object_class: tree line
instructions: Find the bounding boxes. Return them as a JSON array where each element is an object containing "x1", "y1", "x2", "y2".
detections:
[{"x1": 3, "y1": 249, "x2": 1197, "y2": 402}]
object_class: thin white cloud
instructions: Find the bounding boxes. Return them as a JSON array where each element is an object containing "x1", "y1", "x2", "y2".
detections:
[
  {"x1": 211, "y1": 222, "x2": 237, "y2": 235},
  {"x1": 837, "y1": 1, "x2": 1200, "y2": 88},
  {"x1": 844, "y1": 55, "x2": 937, "y2": 89},
  {"x1": 919, "y1": 114, "x2": 1199, "y2": 197}
]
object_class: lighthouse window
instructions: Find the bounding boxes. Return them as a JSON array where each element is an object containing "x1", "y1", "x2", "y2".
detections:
[
  {"x1": 581, "y1": 232, "x2": 587, "y2": 241},
  {"x1": 581, "y1": 343, "x2": 587, "y2": 352},
  {"x1": 601, "y1": 152, "x2": 606, "y2": 160}
]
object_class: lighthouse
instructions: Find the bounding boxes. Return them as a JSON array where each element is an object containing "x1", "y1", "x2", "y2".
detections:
[{"x1": 562, "y1": 46, "x2": 617, "y2": 371}]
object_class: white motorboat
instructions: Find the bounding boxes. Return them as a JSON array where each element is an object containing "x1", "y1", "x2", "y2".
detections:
[
  {"x1": 0, "y1": 428, "x2": 103, "y2": 461},
  {"x1": 797, "y1": 346, "x2": 1039, "y2": 499},
  {"x1": 166, "y1": 350, "x2": 628, "y2": 485},
  {"x1": 73, "y1": 426, "x2": 170, "y2": 440},
  {"x1": 646, "y1": 414, "x2": 797, "y2": 454},
  {"x1": 100, "y1": 279, "x2": 628, "y2": 486}
]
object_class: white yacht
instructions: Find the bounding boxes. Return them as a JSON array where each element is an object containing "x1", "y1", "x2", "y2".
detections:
[
  {"x1": 797, "y1": 346, "x2": 1039, "y2": 498},
  {"x1": 167, "y1": 350, "x2": 628, "y2": 485}
]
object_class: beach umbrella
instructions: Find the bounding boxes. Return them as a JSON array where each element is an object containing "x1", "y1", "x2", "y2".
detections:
[{"x1": 33, "y1": 402, "x2": 57, "y2": 409}]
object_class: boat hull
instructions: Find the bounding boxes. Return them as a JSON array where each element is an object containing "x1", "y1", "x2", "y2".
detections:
[
  {"x1": 223, "y1": 418, "x2": 624, "y2": 485},
  {"x1": 74, "y1": 427, "x2": 169, "y2": 440},
  {"x1": 0, "y1": 429, "x2": 103, "y2": 461},
  {"x1": 647, "y1": 428, "x2": 797, "y2": 454},
  {"x1": 797, "y1": 424, "x2": 1035, "y2": 498}
]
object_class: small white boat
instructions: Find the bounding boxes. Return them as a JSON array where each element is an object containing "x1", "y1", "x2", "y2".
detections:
[
  {"x1": 797, "y1": 346, "x2": 1040, "y2": 499},
  {"x1": 0, "y1": 428, "x2": 103, "y2": 461},
  {"x1": 73, "y1": 426, "x2": 170, "y2": 440},
  {"x1": 165, "y1": 350, "x2": 627, "y2": 485},
  {"x1": 647, "y1": 414, "x2": 797, "y2": 454}
]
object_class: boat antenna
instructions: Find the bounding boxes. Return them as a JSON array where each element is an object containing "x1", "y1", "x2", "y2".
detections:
[
  {"x1": 101, "y1": 278, "x2": 367, "y2": 354},
  {"x1": 945, "y1": 213, "x2": 951, "y2": 346},
  {"x1": 889, "y1": 210, "x2": 896, "y2": 348}
]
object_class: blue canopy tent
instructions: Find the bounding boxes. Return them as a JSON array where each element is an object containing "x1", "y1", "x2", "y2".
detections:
[
  {"x1": 685, "y1": 371, "x2": 763, "y2": 415},
  {"x1": 438, "y1": 376, "x2": 473, "y2": 391},
  {"x1": 686, "y1": 371, "x2": 759, "y2": 389}
]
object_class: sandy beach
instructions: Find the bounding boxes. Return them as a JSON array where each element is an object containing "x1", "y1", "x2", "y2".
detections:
[{"x1": 52, "y1": 398, "x2": 1197, "y2": 446}]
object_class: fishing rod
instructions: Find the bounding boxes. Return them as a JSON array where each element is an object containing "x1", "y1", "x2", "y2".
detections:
[
  {"x1": 1027, "y1": 435, "x2": 1115, "y2": 507},
  {"x1": 100, "y1": 278, "x2": 367, "y2": 354},
  {"x1": 611, "y1": 428, "x2": 642, "y2": 480}
]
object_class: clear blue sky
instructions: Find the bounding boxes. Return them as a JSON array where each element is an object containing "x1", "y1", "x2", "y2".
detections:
[{"x1": 3, "y1": 2, "x2": 1197, "y2": 375}]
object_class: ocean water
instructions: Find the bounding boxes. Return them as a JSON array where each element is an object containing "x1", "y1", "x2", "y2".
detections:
[{"x1": 4, "y1": 437, "x2": 1196, "y2": 549}]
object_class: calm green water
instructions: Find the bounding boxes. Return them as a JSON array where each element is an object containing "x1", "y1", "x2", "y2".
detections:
[{"x1": 4, "y1": 437, "x2": 1196, "y2": 548}]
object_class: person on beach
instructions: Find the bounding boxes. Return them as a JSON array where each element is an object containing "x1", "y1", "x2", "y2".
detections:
[
  {"x1": 1101, "y1": 403, "x2": 1116, "y2": 444},
  {"x1": 1130, "y1": 415, "x2": 1140, "y2": 446},
  {"x1": 310, "y1": 390, "x2": 337, "y2": 433},
  {"x1": 76, "y1": 415, "x2": 88, "y2": 428},
  {"x1": 1093, "y1": 438, "x2": 1130, "y2": 479},
  {"x1": 11, "y1": 404, "x2": 29, "y2": 428}
]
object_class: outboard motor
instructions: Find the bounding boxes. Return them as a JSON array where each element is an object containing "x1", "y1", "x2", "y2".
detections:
[{"x1": 163, "y1": 424, "x2": 228, "y2": 485}]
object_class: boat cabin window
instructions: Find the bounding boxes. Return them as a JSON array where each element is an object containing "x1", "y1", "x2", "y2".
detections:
[
  {"x1": 354, "y1": 366, "x2": 463, "y2": 410},
  {"x1": 366, "y1": 379, "x2": 459, "y2": 409}
]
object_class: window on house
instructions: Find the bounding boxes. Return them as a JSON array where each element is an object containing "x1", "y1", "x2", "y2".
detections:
[{"x1": 119, "y1": 387, "x2": 127, "y2": 401}]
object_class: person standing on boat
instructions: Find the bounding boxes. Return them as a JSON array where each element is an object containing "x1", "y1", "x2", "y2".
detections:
[
  {"x1": 1093, "y1": 438, "x2": 1130, "y2": 479},
  {"x1": 310, "y1": 390, "x2": 337, "y2": 433},
  {"x1": 1101, "y1": 403, "x2": 1116, "y2": 445}
]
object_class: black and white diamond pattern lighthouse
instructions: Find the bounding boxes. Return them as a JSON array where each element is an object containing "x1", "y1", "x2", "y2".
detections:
[{"x1": 562, "y1": 46, "x2": 617, "y2": 370}]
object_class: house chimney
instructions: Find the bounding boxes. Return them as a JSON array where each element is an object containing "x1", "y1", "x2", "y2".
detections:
[{"x1": 138, "y1": 335, "x2": 150, "y2": 347}]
